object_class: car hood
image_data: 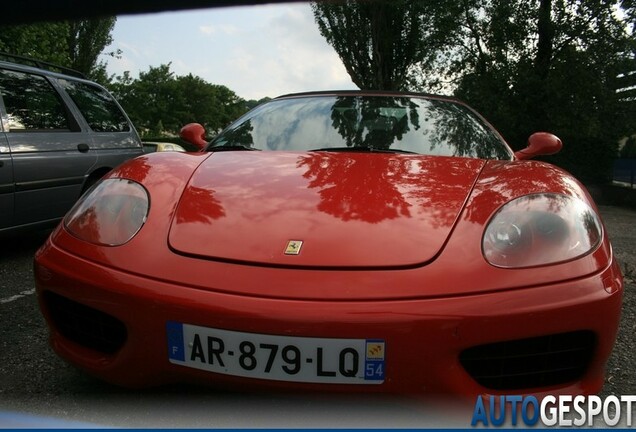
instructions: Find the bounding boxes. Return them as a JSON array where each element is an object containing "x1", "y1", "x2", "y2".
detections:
[{"x1": 168, "y1": 151, "x2": 485, "y2": 268}]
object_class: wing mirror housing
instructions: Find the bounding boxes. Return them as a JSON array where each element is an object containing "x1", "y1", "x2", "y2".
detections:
[
  {"x1": 515, "y1": 132, "x2": 562, "y2": 160},
  {"x1": 180, "y1": 123, "x2": 208, "y2": 151}
]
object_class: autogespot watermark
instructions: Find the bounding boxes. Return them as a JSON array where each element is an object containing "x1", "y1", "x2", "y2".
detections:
[{"x1": 471, "y1": 395, "x2": 636, "y2": 427}]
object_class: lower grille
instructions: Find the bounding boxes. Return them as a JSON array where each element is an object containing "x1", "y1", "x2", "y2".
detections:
[
  {"x1": 459, "y1": 331, "x2": 595, "y2": 390},
  {"x1": 43, "y1": 291, "x2": 127, "y2": 354}
]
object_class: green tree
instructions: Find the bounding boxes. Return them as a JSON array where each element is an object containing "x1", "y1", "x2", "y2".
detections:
[
  {"x1": 112, "y1": 64, "x2": 180, "y2": 135},
  {"x1": 617, "y1": 0, "x2": 636, "y2": 132},
  {"x1": 0, "y1": 18, "x2": 118, "y2": 82},
  {"x1": 311, "y1": 0, "x2": 459, "y2": 90},
  {"x1": 173, "y1": 74, "x2": 245, "y2": 133},
  {"x1": 109, "y1": 63, "x2": 247, "y2": 137},
  {"x1": 245, "y1": 97, "x2": 272, "y2": 110},
  {"x1": 448, "y1": 0, "x2": 633, "y2": 182},
  {"x1": 622, "y1": 0, "x2": 636, "y2": 26},
  {"x1": 67, "y1": 18, "x2": 119, "y2": 80},
  {"x1": 0, "y1": 22, "x2": 69, "y2": 66}
]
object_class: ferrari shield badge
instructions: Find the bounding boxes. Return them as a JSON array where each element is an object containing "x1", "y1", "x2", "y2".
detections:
[{"x1": 284, "y1": 240, "x2": 303, "y2": 255}]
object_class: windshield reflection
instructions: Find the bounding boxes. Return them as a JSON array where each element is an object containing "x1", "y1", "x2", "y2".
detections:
[
  {"x1": 329, "y1": 96, "x2": 420, "y2": 150},
  {"x1": 210, "y1": 95, "x2": 512, "y2": 160}
]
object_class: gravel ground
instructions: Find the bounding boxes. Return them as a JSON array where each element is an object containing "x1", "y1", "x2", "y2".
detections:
[{"x1": 598, "y1": 205, "x2": 636, "y2": 398}]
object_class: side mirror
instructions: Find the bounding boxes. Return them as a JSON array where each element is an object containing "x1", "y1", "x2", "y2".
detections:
[
  {"x1": 515, "y1": 132, "x2": 562, "y2": 160},
  {"x1": 179, "y1": 123, "x2": 208, "y2": 151}
]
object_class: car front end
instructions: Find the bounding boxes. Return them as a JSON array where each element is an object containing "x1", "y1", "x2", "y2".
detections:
[{"x1": 34, "y1": 92, "x2": 623, "y2": 399}]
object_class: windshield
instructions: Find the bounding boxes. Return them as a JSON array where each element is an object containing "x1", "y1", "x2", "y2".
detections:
[{"x1": 210, "y1": 95, "x2": 512, "y2": 159}]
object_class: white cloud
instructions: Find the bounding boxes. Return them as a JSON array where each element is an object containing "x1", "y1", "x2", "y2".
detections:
[
  {"x1": 199, "y1": 25, "x2": 215, "y2": 35},
  {"x1": 199, "y1": 24, "x2": 240, "y2": 36},
  {"x1": 217, "y1": 3, "x2": 356, "y2": 99}
]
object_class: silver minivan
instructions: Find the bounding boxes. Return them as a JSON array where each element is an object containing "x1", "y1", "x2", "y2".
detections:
[{"x1": 0, "y1": 56, "x2": 144, "y2": 234}]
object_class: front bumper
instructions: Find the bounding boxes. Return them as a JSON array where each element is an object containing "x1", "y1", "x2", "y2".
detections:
[{"x1": 34, "y1": 239, "x2": 623, "y2": 398}]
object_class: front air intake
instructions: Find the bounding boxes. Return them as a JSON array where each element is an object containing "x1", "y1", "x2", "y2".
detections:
[
  {"x1": 43, "y1": 291, "x2": 127, "y2": 354},
  {"x1": 459, "y1": 331, "x2": 596, "y2": 390}
]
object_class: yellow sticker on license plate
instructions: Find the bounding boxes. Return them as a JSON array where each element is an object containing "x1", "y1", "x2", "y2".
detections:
[{"x1": 167, "y1": 321, "x2": 385, "y2": 384}]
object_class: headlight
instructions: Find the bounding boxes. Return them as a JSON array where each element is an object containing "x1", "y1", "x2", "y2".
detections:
[
  {"x1": 482, "y1": 193, "x2": 602, "y2": 268},
  {"x1": 65, "y1": 178, "x2": 149, "y2": 246}
]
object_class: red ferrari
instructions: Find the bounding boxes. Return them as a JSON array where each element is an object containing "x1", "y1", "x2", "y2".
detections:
[{"x1": 34, "y1": 91, "x2": 623, "y2": 398}]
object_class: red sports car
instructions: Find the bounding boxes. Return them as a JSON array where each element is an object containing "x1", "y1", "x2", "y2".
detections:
[{"x1": 34, "y1": 91, "x2": 623, "y2": 398}]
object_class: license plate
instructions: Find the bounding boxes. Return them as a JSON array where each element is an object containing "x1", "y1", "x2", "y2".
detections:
[{"x1": 166, "y1": 321, "x2": 385, "y2": 384}]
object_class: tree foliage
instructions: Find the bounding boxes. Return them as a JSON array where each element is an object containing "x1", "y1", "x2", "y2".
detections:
[
  {"x1": 311, "y1": 0, "x2": 458, "y2": 90},
  {"x1": 0, "y1": 18, "x2": 117, "y2": 82},
  {"x1": 449, "y1": 0, "x2": 633, "y2": 182},
  {"x1": 0, "y1": 23, "x2": 68, "y2": 66},
  {"x1": 66, "y1": 18, "x2": 119, "y2": 82},
  {"x1": 109, "y1": 63, "x2": 247, "y2": 137}
]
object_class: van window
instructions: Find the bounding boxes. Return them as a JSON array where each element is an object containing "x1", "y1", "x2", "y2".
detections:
[
  {"x1": 0, "y1": 69, "x2": 71, "y2": 131},
  {"x1": 61, "y1": 80, "x2": 130, "y2": 133}
]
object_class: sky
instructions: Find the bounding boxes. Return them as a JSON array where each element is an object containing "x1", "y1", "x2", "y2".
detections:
[{"x1": 105, "y1": 2, "x2": 358, "y2": 101}]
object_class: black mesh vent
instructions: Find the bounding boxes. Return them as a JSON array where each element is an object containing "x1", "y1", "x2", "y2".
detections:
[
  {"x1": 43, "y1": 291, "x2": 127, "y2": 354},
  {"x1": 459, "y1": 331, "x2": 596, "y2": 390}
]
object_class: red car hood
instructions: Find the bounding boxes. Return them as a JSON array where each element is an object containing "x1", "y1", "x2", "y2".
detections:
[{"x1": 168, "y1": 152, "x2": 484, "y2": 268}]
